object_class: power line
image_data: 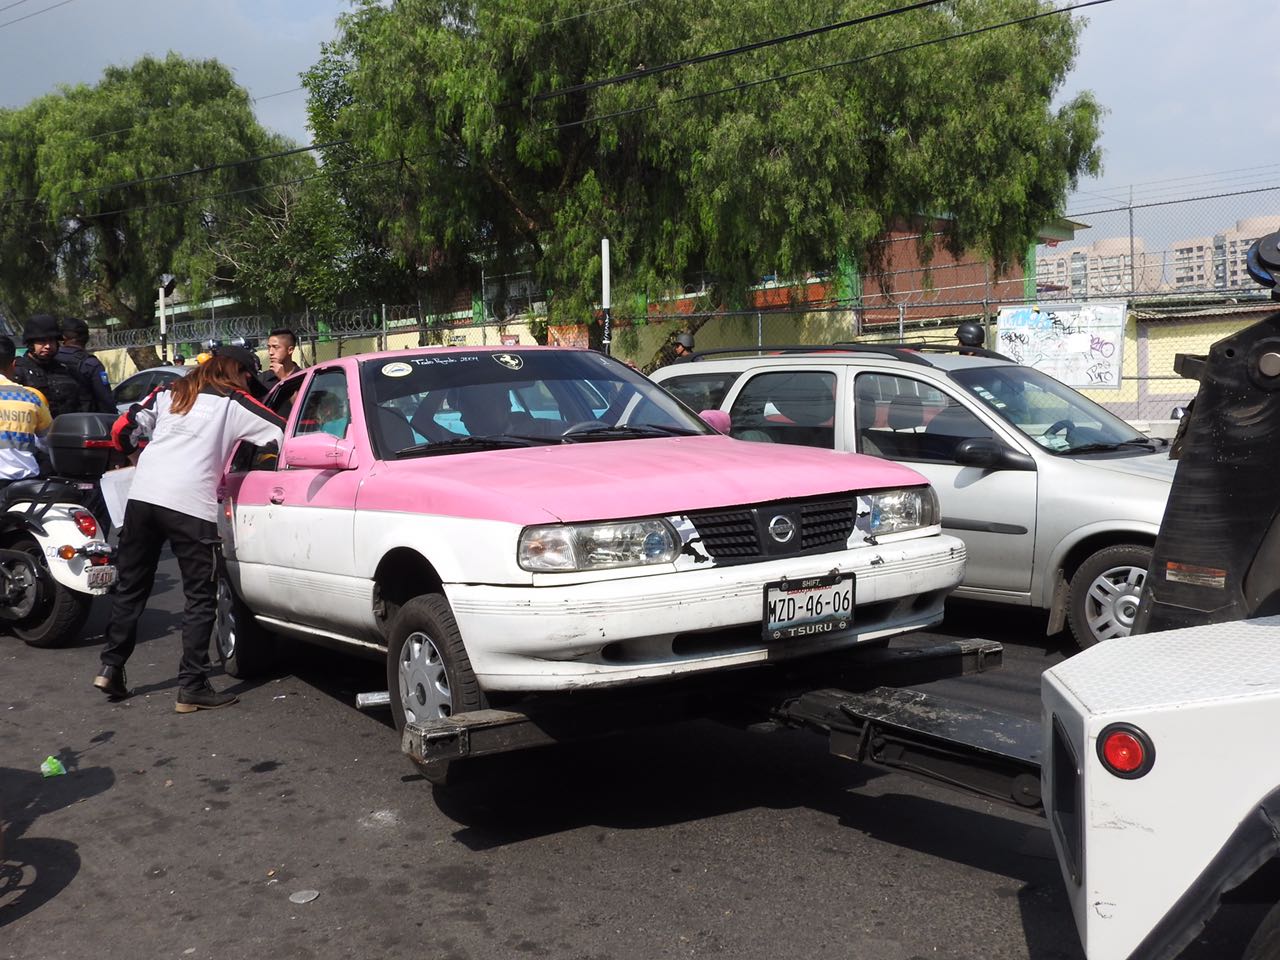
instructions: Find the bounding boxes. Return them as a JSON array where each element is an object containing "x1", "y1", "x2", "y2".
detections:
[
  {"x1": 0, "y1": 0, "x2": 76, "y2": 29},
  {"x1": 252, "y1": 86, "x2": 306, "y2": 103},
  {"x1": 533, "y1": 0, "x2": 951, "y2": 103},
  {"x1": 68, "y1": 85, "x2": 308, "y2": 145},
  {"x1": 1068, "y1": 183, "x2": 1280, "y2": 219},
  {"x1": 2, "y1": 140, "x2": 344, "y2": 209},
  {"x1": 87, "y1": 154, "x2": 406, "y2": 219},
  {"x1": 532, "y1": 0, "x2": 647, "y2": 29},
  {"x1": 557, "y1": 0, "x2": 1114, "y2": 130},
  {"x1": 0, "y1": 0, "x2": 38, "y2": 14},
  {"x1": 1075, "y1": 161, "x2": 1280, "y2": 200},
  {"x1": 1075, "y1": 165, "x2": 1280, "y2": 206}
]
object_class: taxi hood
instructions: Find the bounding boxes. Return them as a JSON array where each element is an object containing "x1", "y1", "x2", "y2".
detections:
[{"x1": 366, "y1": 434, "x2": 928, "y2": 525}]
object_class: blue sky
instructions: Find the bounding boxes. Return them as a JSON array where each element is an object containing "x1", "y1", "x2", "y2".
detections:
[{"x1": 2, "y1": 0, "x2": 1277, "y2": 217}]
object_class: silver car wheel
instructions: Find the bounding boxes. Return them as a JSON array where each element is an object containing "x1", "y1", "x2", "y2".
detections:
[
  {"x1": 215, "y1": 579, "x2": 236, "y2": 661},
  {"x1": 1084, "y1": 563, "x2": 1146, "y2": 641},
  {"x1": 398, "y1": 630, "x2": 453, "y2": 723}
]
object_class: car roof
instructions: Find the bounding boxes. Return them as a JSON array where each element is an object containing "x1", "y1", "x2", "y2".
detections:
[
  {"x1": 350, "y1": 344, "x2": 596, "y2": 366},
  {"x1": 125, "y1": 364, "x2": 188, "y2": 377},
  {"x1": 655, "y1": 344, "x2": 1014, "y2": 375}
]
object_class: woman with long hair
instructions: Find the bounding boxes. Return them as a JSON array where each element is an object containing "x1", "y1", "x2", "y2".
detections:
[{"x1": 94, "y1": 347, "x2": 284, "y2": 712}]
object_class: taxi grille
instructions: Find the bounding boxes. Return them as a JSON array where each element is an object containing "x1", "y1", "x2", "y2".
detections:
[{"x1": 690, "y1": 497, "x2": 857, "y2": 560}]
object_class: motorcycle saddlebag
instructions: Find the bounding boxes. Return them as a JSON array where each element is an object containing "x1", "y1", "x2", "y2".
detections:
[{"x1": 48, "y1": 413, "x2": 118, "y2": 479}]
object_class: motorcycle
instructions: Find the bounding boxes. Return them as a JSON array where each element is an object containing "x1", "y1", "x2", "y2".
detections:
[{"x1": 0, "y1": 413, "x2": 118, "y2": 647}]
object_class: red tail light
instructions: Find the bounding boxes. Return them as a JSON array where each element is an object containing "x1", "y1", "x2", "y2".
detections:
[
  {"x1": 83, "y1": 439, "x2": 115, "y2": 448},
  {"x1": 72, "y1": 510, "x2": 98, "y2": 539},
  {"x1": 1097, "y1": 723, "x2": 1155, "y2": 779}
]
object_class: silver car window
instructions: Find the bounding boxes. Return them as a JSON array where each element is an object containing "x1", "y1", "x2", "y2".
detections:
[
  {"x1": 854, "y1": 373, "x2": 992, "y2": 462},
  {"x1": 949, "y1": 365, "x2": 1147, "y2": 454},
  {"x1": 728, "y1": 371, "x2": 836, "y2": 448}
]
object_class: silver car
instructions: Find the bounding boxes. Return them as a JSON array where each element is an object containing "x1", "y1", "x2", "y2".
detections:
[
  {"x1": 112, "y1": 364, "x2": 190, "y2": 413},
  {"x1": 652, "y1": 346, "x2": 1176, "y2": 648}
]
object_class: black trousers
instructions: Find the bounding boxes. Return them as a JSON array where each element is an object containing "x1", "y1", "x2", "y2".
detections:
[{"x1": 100, "y1": 500, "x2": 220, "y2": 692}]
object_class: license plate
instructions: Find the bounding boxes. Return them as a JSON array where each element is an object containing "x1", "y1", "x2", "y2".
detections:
[
  {"x1": 764, "y1": 573, "x2": 854, "y2": 641},
  {"x1": 86, "y1": 565, "x2": 117, "y2": 589}
]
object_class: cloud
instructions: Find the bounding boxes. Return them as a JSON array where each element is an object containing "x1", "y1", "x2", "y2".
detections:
[{"x1": 0, "y1": 0, "x2": 348, "y2": 142}]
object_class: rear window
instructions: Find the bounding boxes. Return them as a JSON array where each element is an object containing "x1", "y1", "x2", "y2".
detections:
[
  {"x1": 661, "y1": 372, "x2": 741, "y2": 412},
  {"x1": 728, "y1": 370, "x2": 837, "y2": 449}
]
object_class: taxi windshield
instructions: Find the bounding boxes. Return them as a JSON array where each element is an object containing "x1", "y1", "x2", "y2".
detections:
[{"x1": 361, "y1": 349, "x2": 711, "y2": 458}]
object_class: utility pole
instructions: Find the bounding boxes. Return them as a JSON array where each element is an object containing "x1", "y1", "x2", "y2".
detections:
[
  {"x1": 158, "y1": 282, "x2": 170, "y2": 363},
  {"x1": 601, "y1": 238, "x2": 612, "y2": 355}
]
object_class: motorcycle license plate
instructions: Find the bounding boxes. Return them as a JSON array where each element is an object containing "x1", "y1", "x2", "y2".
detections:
[
  {"x1": 86, "y1": 565, "x2": 117, "y2": 589},
  {"x1": 763, "y1": 573, "x2": 854, "y2": 641}
]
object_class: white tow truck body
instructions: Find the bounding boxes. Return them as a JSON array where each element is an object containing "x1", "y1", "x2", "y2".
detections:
[{"x1": 1042, "y1": 616, "x2": 1280, "y2": 960}]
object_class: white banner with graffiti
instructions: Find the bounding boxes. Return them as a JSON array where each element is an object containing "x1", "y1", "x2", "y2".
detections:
[{"x1": 995, "y1": 302, "x2": 1126, "y2": 390}]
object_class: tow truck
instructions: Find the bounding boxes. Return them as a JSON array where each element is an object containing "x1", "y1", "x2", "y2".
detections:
[{"x1": 391, "y1": 229, "x2": 1280, "y2": 960}]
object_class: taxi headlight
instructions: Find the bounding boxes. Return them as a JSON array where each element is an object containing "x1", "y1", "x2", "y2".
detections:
[
  {"x1": 519, "y1": 520, "x2": 679, "y2": 571},
  {"x1": 857, "y1": 487, "x2": 940, "y2": 537}
]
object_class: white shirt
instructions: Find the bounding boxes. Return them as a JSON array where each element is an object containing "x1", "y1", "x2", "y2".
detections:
[{"x1": 114, "y1": 385, "x2": 284, "y2": 522}]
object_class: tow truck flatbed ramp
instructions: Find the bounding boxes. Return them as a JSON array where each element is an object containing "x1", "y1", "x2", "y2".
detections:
[
  {"x1": 402, "y1": 638, "x2": 1013, "y2": 784},
  {"x1": 780, "y1": 686, "x2": 1043, "y2": 810}
]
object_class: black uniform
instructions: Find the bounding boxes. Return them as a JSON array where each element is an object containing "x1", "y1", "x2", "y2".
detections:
[
  {"x1": 12, "y1": 353, "x2": 84, "y2": 420},
  {"x1": 57, "y1": 344, "x2": 115, "y2": 414}
]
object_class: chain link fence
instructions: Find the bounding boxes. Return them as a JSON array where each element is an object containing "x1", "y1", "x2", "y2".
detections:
[{"x1": 92, "y1": 188, "x2": 1280, "y2": 429}]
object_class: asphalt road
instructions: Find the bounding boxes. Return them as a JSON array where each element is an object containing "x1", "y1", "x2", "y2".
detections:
[{"x1": 0, "y1": 560, "x2": 1264, "y2": 960}]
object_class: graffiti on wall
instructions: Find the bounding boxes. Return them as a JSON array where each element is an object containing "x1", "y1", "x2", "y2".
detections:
[{"x1": 995, "y1": 302, "x2": 1126, "y2": 390}]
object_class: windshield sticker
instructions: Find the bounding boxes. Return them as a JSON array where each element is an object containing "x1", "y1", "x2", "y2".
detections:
[
  {"x1": 409, "y1": 355, "x2": 479, "y2": 366},
  {"x1": 493, "y1": 353, "x2": 524, "y2": 371},
  {"x1": 382, "y1": 362, "x2": 412, "y2": 378}
]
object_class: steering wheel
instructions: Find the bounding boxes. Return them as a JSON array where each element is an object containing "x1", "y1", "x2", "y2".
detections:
[
  {"x1": 1043, "y1": 418, "x2": 1076, "y2": 438},
  {"x1": 561, "y1": 420, "x2": 612, "y2": 437}
]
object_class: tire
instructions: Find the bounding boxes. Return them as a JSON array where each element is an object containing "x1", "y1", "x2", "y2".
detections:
[
  {"x1": 386, "y1": 594, "x2": 485, "y2": 734},
  {"x1": 10, "y1": 536, "x2": 91, "y2": 648},
  {"x1": 215, "y1": 576, "x2": 276, "y2": 679},
  {"x1": 1244, "y1": 899, "x2": 1280, "y2": 960},
  {"x1": 1066, "y1": 543, "x2": 1153, "y2": 649}
]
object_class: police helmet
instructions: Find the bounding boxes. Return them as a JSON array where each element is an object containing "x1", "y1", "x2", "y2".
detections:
[
  {"x1": 60, "y1": 316, "x2": 90, "y2": 342},
  {"x1": 22, "y1": 314, "x2": 63, "y2": 343},
  {"x1": 955, "y1": 322, "x2": 985, "y2": 348},
  {"x1": 675, "y1": 332, "x2": 695, "y2": 351}
]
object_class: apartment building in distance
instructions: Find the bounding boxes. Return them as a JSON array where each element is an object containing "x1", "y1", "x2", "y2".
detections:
[
  {"x1": 1169, "y1": 216, "x2": 1280, "y2": 292},
  {"x1": 1035, "y1": 236, "x2": 1164, "y2": 298}
]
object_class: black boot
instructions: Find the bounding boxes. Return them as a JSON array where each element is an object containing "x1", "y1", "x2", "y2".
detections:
[
  {"x1": 93, "y1": 664, "x2": 129, "y2": 699},
  {"x1": 174, "y1": 682, "x2": 238, "y2": 714}
]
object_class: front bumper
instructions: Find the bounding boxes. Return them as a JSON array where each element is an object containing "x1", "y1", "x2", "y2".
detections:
[{"x1": 449, "y1": 534, "x2": 966, "y2": 690}]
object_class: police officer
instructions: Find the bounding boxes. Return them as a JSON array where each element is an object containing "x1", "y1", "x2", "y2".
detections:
[
  {"x1": 955, "y1": 321, "x2": 985, "y2": 355},
  {"x1": 58, "y1": 317, "x2": 115, "y2": 414},
  {"x1": 13, "y1": 314, "x2": 83, "y2": 420},
  {"x1": 673, "y1": 332, "x2": 695, "y2": 361}
]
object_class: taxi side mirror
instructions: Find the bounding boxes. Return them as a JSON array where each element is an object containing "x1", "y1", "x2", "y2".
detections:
[
  {"x1": 699, "y1": 409, "x2": 731, "y2": 433},
  {"x1": 283, "y1": 433, "x2": 356, "y2": 471}
]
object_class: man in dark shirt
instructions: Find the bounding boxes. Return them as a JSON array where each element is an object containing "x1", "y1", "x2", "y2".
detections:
[
  {"x1": 58, "y1": 316, "x2": 115, "y2": 414},
  {"x1": 258, "y1": 328, "x2": 302, "y2": 390}
]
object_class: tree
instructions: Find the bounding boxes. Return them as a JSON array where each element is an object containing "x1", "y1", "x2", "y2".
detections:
[
  {"x1": 210, "y1": 176, "x2": 408, "y2": 313},
  {"x1": 0, "y1": 54, "x2": 295, "y2": 363},
  {"x1": 306, "y1": 0, "x2": 1102, "y2": 329}
]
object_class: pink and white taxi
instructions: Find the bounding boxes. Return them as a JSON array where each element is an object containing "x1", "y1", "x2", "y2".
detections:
[{"x1": 216, "y1": 347, "x2": 966, "y2": 731}]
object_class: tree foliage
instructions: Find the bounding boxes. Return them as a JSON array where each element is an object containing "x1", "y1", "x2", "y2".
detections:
[
  {"x1": 307, "y1": 0, "x2": 1102, "y2": 322},
  {"x1": 210, "y1": 176, "x2": 409, "y2": 313},
  {"x1": 0, "y1": 54, "x2": 292, "y2": 329}
]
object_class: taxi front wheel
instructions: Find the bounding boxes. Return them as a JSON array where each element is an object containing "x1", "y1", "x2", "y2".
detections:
[
  {"x1": 215, "y1": 577, "x2": 276, "y2": 678},
  {"x1": 386, "y1": 594, "x2": 485, "y2": 735}
]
